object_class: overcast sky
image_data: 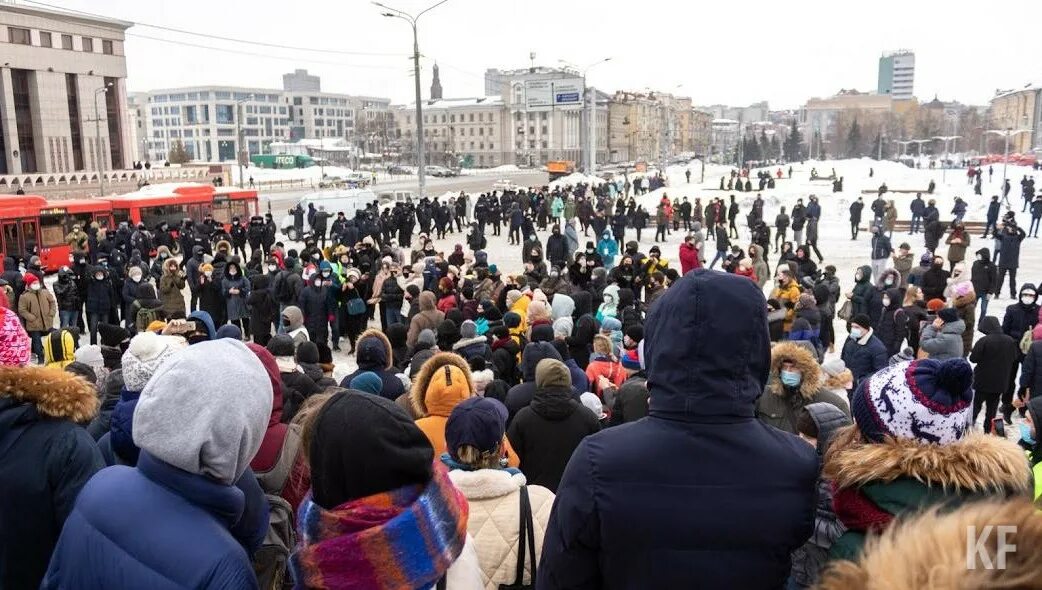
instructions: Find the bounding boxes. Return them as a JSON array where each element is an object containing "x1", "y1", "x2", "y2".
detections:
[{"x1": 39, "y1": 0, "x2": 1041, "y2": 108}]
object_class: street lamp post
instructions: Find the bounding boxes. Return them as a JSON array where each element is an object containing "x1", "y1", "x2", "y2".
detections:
[
  {"x1": 235, "y1": 95, "x2": 254, "y2": 188},
  {"x1": 93, "y1": 82, "x2": 113, "y2": 196},
  {"x1": 932, "y1": 135, "x2": 961, "y2": 183},
  {"x1": 985, "y1": 127, "x2": 1032, "y2": 199},
  {"x1": 375, "y1": 0, "x2": 450, "y2": 198}
]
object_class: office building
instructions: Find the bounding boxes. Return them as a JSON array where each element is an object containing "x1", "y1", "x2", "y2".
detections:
[
  {"x1": 878, "y1": 50, "x2": 915, "y2": 101},
  {"x1": 393, "y1": 96, "x2": 509, "y2": 168},
  {"x1": 137, "y1": 71, "x2": 392, "y2": 163},
  {"x1": 0, "y1": 2, "x2": 133, "y2": 174},
  {"x1": 989, "y1": 84, "x2": 1041, "y2": 154}
]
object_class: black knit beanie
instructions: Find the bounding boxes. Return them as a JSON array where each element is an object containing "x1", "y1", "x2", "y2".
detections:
[{"x1": 310, "y1": 391, "x2": 434, "y2": 508}]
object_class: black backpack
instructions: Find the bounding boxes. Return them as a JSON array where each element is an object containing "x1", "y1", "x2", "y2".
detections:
[
  {"x1": 252, "y1": 494, "x2": 296, "y2": 590},
  {"x1": 274, "y1": 272, "x2": 296, "y2": 305}
]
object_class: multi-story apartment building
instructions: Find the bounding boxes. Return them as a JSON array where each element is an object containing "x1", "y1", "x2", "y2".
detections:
[
  {"x1": 0, "y1": 2, "x2": 133, "y2": 174},
  {"x1": 989, "y1": 85, "x2": 1041, "y2": 154},
  {"x1": 393, "y1": 96, "x2": 509, "y2": 168},
  {"x1": 878, "y1": 50, "x2": 915, "y2": 101}
]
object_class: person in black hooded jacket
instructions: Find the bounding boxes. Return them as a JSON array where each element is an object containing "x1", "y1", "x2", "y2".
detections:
[
  {"x1": 874, "y1": 287, "x2": 908, "y2": 356},
  {"x1": 919, "y1": 256, "x2": 950, "y2": 302},
  {"x1": 338, "y1": 329, "x2": 405, "y2": 401},
  {"x1": 504, "y1": 341, "x2": 564, "y2": 424},
  {"x1": 970, "y1": 316, "x2": 1018, "y2": 432},
  {"x1": 490, "y1": 325, "x2": 522, "y2": 386},
  {"x1": 507, "y1": 358, "x2": 600, "y2": 492},
  {"x1": 246, "y1": 274, "x2": 276, "y2": 347},
  {"x1": 568, "y1": 314, "x2": 598, "y2": 370},
  {"x1": 971, "y1": 247, "x2": 998, "y2": 317},
  {"x1": 1002, "y1": 284, "x2": 1040, "y2": 420}
]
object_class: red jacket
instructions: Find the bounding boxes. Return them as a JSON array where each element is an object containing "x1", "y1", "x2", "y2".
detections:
[
  {"x1": 436, "y1": 294, "x2": 458, "y2": 313},
  {"x1": 735, "y1": 266, "x2": 758, "y2": 283},
  {"x1": 679, "y1": 243, "x2": 701, "y2": 275}
]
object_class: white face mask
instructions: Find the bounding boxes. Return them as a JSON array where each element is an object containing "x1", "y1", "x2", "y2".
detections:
[
  {"x1": 30, "y1": 283, "x2": 41, "y2": 291},
  {"x1": 204, "y1": 271, "x2": 213, "y2": 278},
  {"x1": 267, "y1": 265, "x2": 277, "y2": 273},
  {"x1": 1022, "y1": 295, "x2": 1036, "y2": 305},
  {"x1": 228, "y1": 269, "x2": 237, "y2": 276},
  {"x1": 130, "y1": 274, "x2": 141, "y2": 282},
  {"x1": 882, "y1": 297, "x2": 891, "y2": 307}
]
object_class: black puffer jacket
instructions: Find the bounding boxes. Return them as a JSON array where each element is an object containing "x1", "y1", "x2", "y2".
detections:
[
  {"x1": 1002, "y1": 285, "x2": 1039, "y2": 341},
  {"x1": 503, "y1": 342, "x2": 563, "y2": 423},
  {"x1": 971, "y1": 249, "x2": 998, "y2": 297},
  {"x1": 506, "y1": 384, "x2": 600, "y2": 492},
  {"x1": 971, "y1": 316, "x2": 1019, "y2": 393},
  {"x1": 53, "y1": 270, "x2": 81, "y2": 311}
]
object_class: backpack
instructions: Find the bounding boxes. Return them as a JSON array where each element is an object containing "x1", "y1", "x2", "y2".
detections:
[
  {"x1": 252, "y1": 426, "x2": 302, "y2": 589},
  {"x1": 1021, "y1": 329, "x2": 1034, "y2": 355},
  {"x1": 274, "y1": 272, "x2": 296, "y2": 304},
  {"x1": 253, "y1": 494, "x2": 296, "y2": 590},
  {"x1": 136, "y1": 305, "x2": 162, "y2": 333}
]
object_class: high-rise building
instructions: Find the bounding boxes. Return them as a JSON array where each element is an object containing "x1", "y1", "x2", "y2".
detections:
[
  {"x1": 430, "y1": 63, "x2": 442, "y2": 100},
  {"x1": 878, "y1": 50, "x2": 915, "y2": 100},
  {"x1": 0, "y1": 2, "x2": 133, "y2": 174}
]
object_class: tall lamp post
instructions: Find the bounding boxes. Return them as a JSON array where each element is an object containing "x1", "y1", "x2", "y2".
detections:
[
  {"x1": 374, "y1": 0, "x2": 450, "y2": 198},
  {"x1": 94, "y1": 82, "x2": 113, "y2": 196},
  {"x1": 235, "y1": 94, "x2": 254, "y2": 188},
  {"x1": 932, "y1": 135, "x2": 961, "y2": 183},
  {"x1": 985, "y1": 127, "x2": 1032, "y2": 197},
  {"x1": 559, "y1": 57, "x2": 611, "y2": 176}
]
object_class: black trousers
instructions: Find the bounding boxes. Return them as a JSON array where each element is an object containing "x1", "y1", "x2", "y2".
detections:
[
  {"x1": 1002, "y1": 355, "x2": 1026, "y2": 418},
  {"x1": 974, "y1": 390, "x2": 1001, "y2": 433},
  {"x1": 655, "y1": 224, "x2": 666, "y2": 242},
  {"x1": 998, "y1": 267, "x2": 1018, "y2": 297}
]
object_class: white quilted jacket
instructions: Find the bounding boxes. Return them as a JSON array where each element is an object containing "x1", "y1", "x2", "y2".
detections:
[{"x1": 447, "y1": 469, "x2": 555, "y2": 590}]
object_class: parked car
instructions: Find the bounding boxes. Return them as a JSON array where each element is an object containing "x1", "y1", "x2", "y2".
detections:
[{"x1": 426, "y1": 166, "x2": 458, "y2": 177}]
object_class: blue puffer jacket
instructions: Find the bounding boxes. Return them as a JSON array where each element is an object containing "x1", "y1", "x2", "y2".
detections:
[
  {"x1": 840, "y1": 329, "x2": 889, "y2": 387},
  {"x1": 538, "y1": 270, "x2": 819, "y2": 589},
  {"x1": 107, "y1": 388, "x2": 141, "y2": 465},
  {"x1": 42, "y1": 452, "x2": 268, "y2": 590}
]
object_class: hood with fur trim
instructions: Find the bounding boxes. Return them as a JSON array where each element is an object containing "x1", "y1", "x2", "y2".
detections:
[
  {"x1": 766, "y1": 341, "x2": 823, "y2": 399},
  {"x1": 823, "y1": 425, "x2": 1031, "y2": 493},
  {"x1": 0, "y1": 365, "x2": 99, "y2": 423},
  {"x1": 355, "y1": 328, "x2": 393, "y2": 371},
  {"x1": 410, "y1": 352, "x2": 473, "y2": 417},
  {"x1": 817, "y1": 499, "x2": 1042, "y2": 590}
]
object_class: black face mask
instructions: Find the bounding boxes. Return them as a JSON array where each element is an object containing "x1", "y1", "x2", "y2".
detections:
[{"x1": 282, "y1": 318, "x2": 292, "y2": 327}]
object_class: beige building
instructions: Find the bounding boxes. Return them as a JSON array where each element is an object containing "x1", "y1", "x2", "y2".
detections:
[
  {"x1": 989, "y1": 85, "x2": 1041, "y2": 154},
  {"x1": 394, "y1": 97, "x2": 510, "y2": 168},
  {"x1": 802, "y1": 90, "x2": 894, "y2": 138},
  {"x1": 691, "y1": 109, "x2": 713, "y2": 156},
  {"x1": 0, "y1": 3, "x2": 133, "y2": 175},
  {"x1": 607, "y1": 90, "x2": 694, "y2": 163}
]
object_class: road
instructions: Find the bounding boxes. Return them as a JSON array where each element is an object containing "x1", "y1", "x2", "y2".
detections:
[{"x1": 260, "y1": 169, "x2": 548, "y2": 212}]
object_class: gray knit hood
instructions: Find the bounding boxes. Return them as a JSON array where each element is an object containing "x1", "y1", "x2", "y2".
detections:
[{"x1": 132, "y1": 339, "x2": 272, "y2": 485}]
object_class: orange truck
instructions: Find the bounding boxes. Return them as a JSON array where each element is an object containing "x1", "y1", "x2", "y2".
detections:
[{"x1": 547, "y1": 160, "x2": 576, "y2": 181}]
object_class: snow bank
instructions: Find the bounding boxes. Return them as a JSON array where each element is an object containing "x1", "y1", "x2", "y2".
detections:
[{"x1": 548, "y1": 172, "x2": 606, "y2": 190}]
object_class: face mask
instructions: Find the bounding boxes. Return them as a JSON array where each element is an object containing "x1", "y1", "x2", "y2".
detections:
[
  {"x1": 780, "y1": 370, "x2": 802, "y2": 387},
  {"x1": 340, "y1": 257, "x2": 349, "y2": 265},
  {"x1": 322, "y1": 271, "x2": 331, "y2": 278},
  {"x1": 882, "y1": 297, "x2": 891, "y2": 307},
  {"x1": 228, "y1": 269, "x2": 237, "y2": 276},
  {"x1": 312, "y1": 253, "x2": 320, "y2": 260},
  {"x1": 313, "y1": 280, "x2": 323, "y2": 288},
  {"x1": 204, "y1": 271, "x2": 212, "y2": 278},
  {"x1": 267, "y1": 265, "x2": 277, "y2": 273},
  {"x1": 94, "y1": 274, "x2": 104, "y2": 281},
  {"x1": 1020, "y1": 423, "x2": 1036, "y2": 446},
  {"x1": 130, "y1": 274, "x2": 141, "y2": 282},
  {"x1": 1022, "y1": 295, "x2": 1036, "y2": 305},
  {"x1": 68, "y1": 255, "x2": 74, "y2": 263},
  {"x1": 885, "y1": 278, "x2": 894, "y2": 286},
  {"x1": 30, "y1": 283, "x2": 41, "y2": 291},
  {"x1": 850, "y1": 328, "x2": 863, "y2": 340}
]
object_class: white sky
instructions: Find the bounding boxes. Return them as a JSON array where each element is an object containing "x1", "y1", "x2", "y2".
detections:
[{"x1": 36, "y1": 0, "x2": 1042, "y2": 108}]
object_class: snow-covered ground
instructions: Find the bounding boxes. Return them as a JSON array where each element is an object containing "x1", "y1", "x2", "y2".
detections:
[{"x1": 229, "y1": 162, "x2": 533, "y2": 185}]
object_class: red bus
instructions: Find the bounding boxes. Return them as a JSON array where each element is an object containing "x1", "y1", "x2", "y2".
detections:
[
  {"x1": 0, "y1": 195, "x2": 113, "y2": 271},
  {"x1": 100, "y1": 184, "x2": 260, "y2": 251}
]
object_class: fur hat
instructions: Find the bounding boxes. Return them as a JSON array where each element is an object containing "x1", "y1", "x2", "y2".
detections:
[{"x1": 851, "y1": 359, "x2": 974, "y2": 445}]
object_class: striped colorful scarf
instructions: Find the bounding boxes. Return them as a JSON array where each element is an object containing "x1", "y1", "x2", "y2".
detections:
[{"x1": 290, "y1": 461, "x2": 468, "y2": 590}]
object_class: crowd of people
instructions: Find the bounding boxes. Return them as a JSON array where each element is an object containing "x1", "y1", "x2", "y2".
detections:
[{"x1": 2, "y1": 167, "x2": 1042, "y2": 589}]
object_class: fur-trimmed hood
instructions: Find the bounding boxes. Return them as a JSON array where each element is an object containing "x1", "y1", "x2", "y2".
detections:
[
  {"x1": 410, "y1": 352, "x2": 473, "y2": 417},
  {"x1": 824, "y1": 425, "x2": 1031, "y2": 493},
  {"x1": 766, "y1": 341, "x2": 823, "y2": 399},
  {"x1": 817, "y1": 499, "x2": 1042, "y2": 590},
  {"x1": 0, "y1": 365, "x2": 99, "y2": 423},
  {"x1": 355, "y1": 328, "x2": 393, "y2": 371}
]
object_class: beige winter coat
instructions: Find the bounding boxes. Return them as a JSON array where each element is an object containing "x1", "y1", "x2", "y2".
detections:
[
  {"x1": 447, "y1": 468, "x2": 555, "y2": 590},
  {"x1": 18, "y1": 288, "x2": 56, "y2": 332}
]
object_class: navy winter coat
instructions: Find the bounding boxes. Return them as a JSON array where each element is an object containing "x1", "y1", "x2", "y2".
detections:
[
  {"x1": 841, "y1": 330, "x2": 889, "y2": 386},
  {"x1": 538, "y1": 270, "x2": 818, "y2": 589},
  {"x1": 43, "y1": 452, "x2": 268, "y2": 590}
]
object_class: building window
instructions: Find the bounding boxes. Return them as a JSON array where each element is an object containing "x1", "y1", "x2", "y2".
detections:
[
  {"x1": 541, "y1": 126, "x2": 547, "y2": 135},
  {"x1": 102, "y1": 40, "x2": 113, "y2": 55},
  {"x1": 39, "y1": 32, "x2": 52, "y2": 48},
  {"x1": 540, "y1": 112, "x2": 548, "y2": 121},
  {"x1": 450, "y1": 114, "x2": 455, "y2": 123},
  {"x1": 478, "y1": 113, "x2": 484, "y2": 122},
  {"x1": 541, "y1": 140, "x2": 548, "y2": 149},
  {"x1": 82, "y1": 37, "x2": 94, "y2": 52},
  {"x1": 478, "y1": 127, "x2": 484, "y2": 136},
  {"x1": 215, "y1": 104, "x2": 235, "y2": 124},
  {"x1": 104, "y1": 77, "x2": 123, "y2": 168},
  {"x1": 61, "y1": 34, "x2": 73, "y2": 49},
  {"x1": 489, "y1": 143, "x2": 494, "y2": 150},
  {"x1": 9, "y1": 27, "x2": 30, "y2": 45},
  {"x1": 65, "y1": 74, "x2": 84, "y2": 170},
  {"x1": 469, "y1": 113, "x2": 475, "y2": 122},
  {"x1": 12, "y1": 69, "x2": 37, "y2": 172}
]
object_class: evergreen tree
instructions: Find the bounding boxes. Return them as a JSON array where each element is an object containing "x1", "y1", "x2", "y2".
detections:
[
  {"x1": 783, "y1": 119, "x2": 803, "y2": 161},
  {"x1": 745, "y1": 135, "x2": 761, "y2": 163},
  {"x1": 167, "y1": 140, "x2": 191, "y2": 164},
  {"x1": 847, "y1": 118, "x2": 862, "y2": 158},
  {"x1": 770, "y1": 136, "x2": 781, "y2": 161},
  {"x1": 760, "y1": 128, "x2": 770, "y2": 160},
  {"x1": 873, "y1": 132, "x2": 883, "y2": 159}
]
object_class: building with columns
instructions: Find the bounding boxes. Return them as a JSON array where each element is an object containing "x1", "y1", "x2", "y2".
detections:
[{"x1": 0, "y1": 2, "x2": 133, "y2": 175}]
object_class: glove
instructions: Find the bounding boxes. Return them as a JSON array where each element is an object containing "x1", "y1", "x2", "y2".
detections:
[{"x1": 327, "y1": 314, "x2": 335, "y2": 323}]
